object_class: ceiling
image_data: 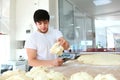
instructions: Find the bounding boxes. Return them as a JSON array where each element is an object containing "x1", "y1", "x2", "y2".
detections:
[{"x1": 71, "y1": 0, "x2": 120, "y2": 20}]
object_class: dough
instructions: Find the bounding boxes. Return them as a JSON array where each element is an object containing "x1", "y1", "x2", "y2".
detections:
[
  {"x1": 26, "y1": 66, "x2": 68, "y2": 80},
  {"x1": 77, "y1": 53, "x2": 120, "y2": 65},
  {"x1": 0, "y1": 66, "x2": 67, "y2": 80},
  {"x1": 34, "y1": 70, "x2": 67, "y2": 80},
  {"x1": 70, "y1": 72, "x2": 94, "y2": 80},
  {"x1": 0, "y1": 69, "x2": 32, "y2": 80},
  {"x1": 50, "y1": 42, "x2": 64, "y2": 55},
  {"x1": 6, "y1": 74, "x2": 32, "y2": 80},
  {"x1": 0, "y1": 76, "x2": 5, "y2": 80},
  {"x1": 30, "y1": 72, "x2": 48, "y2": 80},
  {"x1": 26, "y1": 66, "x2": 49, "y2": 78},
  {"x1": 47, "y1": 70, "x2": 67, "y2": 80},
  {"x1": 94, "y1": 74, "x2": 117, "y2": 80},
  {"x1": 1, "y1": 69, "x2": 26, "y2": 79}
]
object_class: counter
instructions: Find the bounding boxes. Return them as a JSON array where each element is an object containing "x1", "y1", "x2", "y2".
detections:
[{"x1": 51, "y1": 60, "x2": 120, "y2": 79}]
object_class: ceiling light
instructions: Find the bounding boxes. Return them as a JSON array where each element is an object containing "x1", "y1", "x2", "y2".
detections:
[{"x1": 93, "y1": 0, "x2": 112, "y2": 6}]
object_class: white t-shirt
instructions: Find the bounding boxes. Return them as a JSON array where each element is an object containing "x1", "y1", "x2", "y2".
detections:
[{"x1": 25, "y1": 28, "x2": 63, "y2": 60}]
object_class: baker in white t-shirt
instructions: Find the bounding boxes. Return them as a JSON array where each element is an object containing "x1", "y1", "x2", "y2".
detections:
[{"x1": 25, "y1": 9, "x2": 69, "y2": 69}]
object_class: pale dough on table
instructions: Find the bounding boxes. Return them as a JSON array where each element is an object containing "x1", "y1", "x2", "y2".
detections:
[
  {"x1": 70, "y1": 72, "x2": 94, "y2": 80},
  {"x1": 1, "y1": 69, "x2": 26, "y2": 80},
  {"x1": 94, "y1": 74, "x2": 117, "y2": 80},
  {"x1": 26, "y1": 66, "x2": 68, "y2": 80},
  {"x1": 0, "y1": 69, "x2": 32, "y2": 80},
  {"x1": 26, "y1": 66, "x2": 50, "y2": 78},
  {"x1": 46, "y1": 70, "x2": 67, "y2": 80},
  {"x1": 77, "y1": 53, "x2": 120, "y2": 65},
  {"x1": 0, "y1": 66, "x2": 67, "y2": 80},
  {"x1": 6, "y1": 74, "x2": 33, "y2": 80},
  {"x1": 0, "y1": 76, "x2": 5, "y2": 80}
]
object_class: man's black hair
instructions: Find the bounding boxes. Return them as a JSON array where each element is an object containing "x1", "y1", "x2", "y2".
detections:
[{"x1": 33, "y1": 9, "x2": 50, "y2": 22}]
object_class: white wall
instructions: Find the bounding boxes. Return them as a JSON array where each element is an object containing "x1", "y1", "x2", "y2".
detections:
[{"x1": 16, "y1": 0, "x2": 37, "y2": 40}]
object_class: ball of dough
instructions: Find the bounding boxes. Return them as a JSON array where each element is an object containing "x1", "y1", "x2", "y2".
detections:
[
  {"x1": 70, "y1": 72, "x2": 94, "y2": 80},
  {"x1": 31, "y1": 72, "x2": 48, "y2": 80},
  {"x1": 26, "y1": 66, "x2": 49, "y2": 78},
  {"x1": 26, "y1": 66, "x2": 67, "y2": 80},
  {"x1": 29, "y1": 66, "x2": 49, "y2": 72},
  {"x1": 6, "y1": 74, "x2": 33, "y2": 80},
  {"x1": 47, "y1": 70, "x2": 68, "y2": 80},
  {"x1": 1, "y1": 69, "x2": 26, "y2": 79},
  {"x1": 77, "y1": 53, "x2": 120, "y2": 65},
  {"x1": 50, "y1": 42, "x2": 64, "y2": 55},
  {"x1": 94, "y1": 74, "x2": 117, "y2": 80},
  {"x1": 0, "y1": 76, "x2": 5, "y2": 80}
]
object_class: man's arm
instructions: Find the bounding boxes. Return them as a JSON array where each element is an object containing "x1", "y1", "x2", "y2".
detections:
[{"x1": 26, "y1": 48, "x2": 64, "y2": 67}]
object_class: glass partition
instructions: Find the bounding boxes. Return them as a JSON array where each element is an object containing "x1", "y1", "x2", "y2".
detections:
[
  {"x1": 58, "y1": 0, "x2": 94, "y2": 53},
  {"x1": 59, "y1": 0, "x2": 75, "y2": 51}
]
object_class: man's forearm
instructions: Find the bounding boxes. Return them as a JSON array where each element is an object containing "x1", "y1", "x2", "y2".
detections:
[{"x1": 28, "y1": 59, "x2": 54, "y2": 67}]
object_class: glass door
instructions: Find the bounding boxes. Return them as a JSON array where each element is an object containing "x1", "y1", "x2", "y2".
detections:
[{"x1": 59, "y1": 0, "x2": 74, "y2": 52}]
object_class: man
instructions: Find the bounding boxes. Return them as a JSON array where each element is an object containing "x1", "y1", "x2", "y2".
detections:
[{"x1": 25, "y1": 9, "x2": 69, "y2": 68}]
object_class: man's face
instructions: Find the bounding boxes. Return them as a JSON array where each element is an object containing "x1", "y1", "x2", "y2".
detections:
[{"x1": 36, "y1": 20, "x2": 49, "y2": 33}]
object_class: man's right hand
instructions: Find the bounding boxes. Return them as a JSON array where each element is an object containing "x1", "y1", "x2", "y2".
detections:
[{"x1": 52, "y1": 58, "x2": 64, "y2": 66}]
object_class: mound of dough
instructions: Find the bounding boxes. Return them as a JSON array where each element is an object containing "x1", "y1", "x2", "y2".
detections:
[
  {"x1": 47, "y1": 70, "x2": 67, "y2": 80},
  {"x1": 50, "y1": 42, "x2": 64, "y2": 55},
  {"x1": 34, "y1": 70, "x2": 67, "y2": 80},
  {"x1": 0, "y1": 76, "x2": 5, "y2": 80},
  {"x1": 77, "y1": 53, "x2": 120, "y2": 65},
  {"x1": 6, "y1": 74, "x2": 32, "y2": 80},
  {"x1": 26, "y1": 66, "x2": 68, "y2": 80},
  {"x1": 0, "y1": 69, "x2": 32, "y2": 80},
  {"x1": 26, "y1": 66, "x2": 49, "y2": 78},
  {"x1": 94, "y1": 74, "x2": 117, "y2": 80},
  {"x1": 0, "y1": 66, "x2": 67, "y2": 80},
  {"x1": 1, "y1": 69, "x2": 26, "y2": 79},
  {"x1": 70, "y1": 72, "x2": 94, "y2": 80}
]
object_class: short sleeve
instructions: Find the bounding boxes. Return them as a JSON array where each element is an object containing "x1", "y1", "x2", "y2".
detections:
[{"x1": 24, "y1": 35, "x2": 37, "y2": 50}]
